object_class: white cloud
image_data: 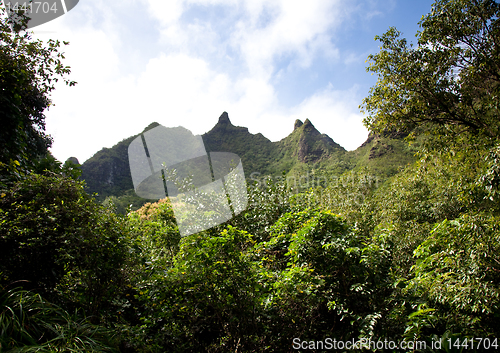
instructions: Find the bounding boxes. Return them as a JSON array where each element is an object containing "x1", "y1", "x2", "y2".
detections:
[
  {"x1": 142, "y1": 0, "x2": 185, "y2": 26},
  {"x1": 43, "y1": 26, "x2": 139, "y2": 162},
  {"x1": 134, "y1": 53, "x2": 234, "y2": 132},
  {"x1": 36, "y1": 0, "x2": 370, "y2": 164},
  {"x1": 230, "y1": 0, "x2": 345, "y2": 77},
  {"x1": 149, "y1": 0, "x2": 347, "y2": 77}
]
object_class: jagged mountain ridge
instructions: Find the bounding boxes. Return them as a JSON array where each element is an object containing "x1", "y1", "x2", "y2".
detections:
[
  {"x1": 202, "y1": 112, "x2": 279, "y2": 176},
  {"x1": 80, "y1": 112, "x2": 417, "y2": 202}
]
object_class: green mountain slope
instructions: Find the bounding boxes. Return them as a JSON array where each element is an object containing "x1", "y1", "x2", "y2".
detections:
[
  {"x1": 277, "y1": 118, "x2": 345, "y2": 163},
  {"x1": 343, "y1": 131, "x2": 420, "y2": 178},
  {"x1": 79, "y1": 112, "x2": 418, "y2": 210},
  {"x1": 80, "y1": 123, "x2": 159, "y2": 202},
  {"x1": 275, "y1": 118, "x2": 348, "y2": 176}
]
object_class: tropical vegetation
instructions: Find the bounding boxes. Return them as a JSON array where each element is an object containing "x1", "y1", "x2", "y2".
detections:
[{"x1": 1, "y1": 0, "x2": 499, "y2": 352}]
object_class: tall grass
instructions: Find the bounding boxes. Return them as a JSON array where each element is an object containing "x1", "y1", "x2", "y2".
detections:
[{"x1": 0, "y1": 287, "x2": 118, "y2": 352}]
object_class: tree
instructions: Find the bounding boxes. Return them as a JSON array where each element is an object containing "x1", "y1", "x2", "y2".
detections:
[
  {"x1": 133, "y1": 227, "x2": 261, "y2": 352},
  {"x1": 0, "y1": 6, "x2": 76, "y2": 182},
  {"x1": 361, "y1": 0, "x2": 500, "y2": 141},
  {"x1": 407, "y1": 213, "x2": 500, "y2": 338},
  {"x1": 254, "y1": 209, "x2": 390, "y2": 346},
  {"x1": 0, "y1": 174, "x2": 129, "y2": 319}
]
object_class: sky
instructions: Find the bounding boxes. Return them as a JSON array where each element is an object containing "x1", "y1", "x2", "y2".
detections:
[{"x1": 28, "y1": 0, "x2": 436, "y2": 164}]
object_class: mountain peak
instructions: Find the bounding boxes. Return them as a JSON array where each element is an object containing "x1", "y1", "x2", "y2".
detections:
[
  {"x1": 205, "y1": 111, "x2": 251, "y2": 141},
  {"x1": 303, "y1": 118, "x2": 313, "y2": 127},
  {"x1": 218, "y1": 111, "x2": 231, "y2": 125},
  {"x1": 207, "y1": 111, "x2": 239, "y2": 134},
  {"x1": 142, "y1": 122, "x2": 160, "y2": 133},
  {"x1": 301, "y1": 119, "x2": 321, "y2": 136},
  {"x1": 294, "y1": 119, "x2": 303, "y2": 130}
]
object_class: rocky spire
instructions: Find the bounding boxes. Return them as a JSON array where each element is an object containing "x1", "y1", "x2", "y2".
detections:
[
  {"x1": 294, "y1": 119, "x2": 303, "y2": 130},
  {"x1": 217, "y1": 111, "x2": 231, "y2": 126},
  {"x1": 303, "y1": 118, "x2": 313, "y2": 127}
]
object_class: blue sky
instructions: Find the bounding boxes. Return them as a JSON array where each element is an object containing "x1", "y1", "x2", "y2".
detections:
[{"x1": 31, "y1": 0, "x2": 435, "y2": 163}]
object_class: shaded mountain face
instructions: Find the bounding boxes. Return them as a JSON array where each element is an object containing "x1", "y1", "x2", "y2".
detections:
[
  {"x1": 80, "y1": 138, "x2": 135, "y2": 201},
  {"x1": 80, "y1": 123, "x2": 159, "y2": 201},
  {"x1": 79, "y1": 112, "x2": 416, "y2": 201}
]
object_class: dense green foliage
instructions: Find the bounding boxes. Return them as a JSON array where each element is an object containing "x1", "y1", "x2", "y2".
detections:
[
  {"x1": 2, "y1": 0, "x2": 500, "y2": 351},
  {"x1": 0, "y1": 288, "x2": 118, "y2": 352},
  {"x1": 0, "y1": 6, "x2": 75, "y2": 185},
  {"x1": 0, "y1": 174, "x2": 129, "y2": 318},
  {"x1": 361, "y1": 0, "x2": 499, "y2": 141}
]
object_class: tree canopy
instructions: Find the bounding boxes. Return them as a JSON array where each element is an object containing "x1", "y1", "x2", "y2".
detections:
[
  {"x1": 2, "y1": 0, "x2": 500, "y2": 351},
  {"x1": 361, "y1": 0, "x2": 500, "y2": 141},
  {"x1": 0, "y1": 6, "x2": 75, "y2": 182}
]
